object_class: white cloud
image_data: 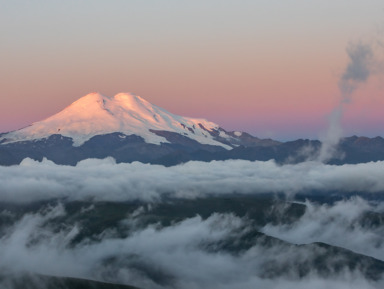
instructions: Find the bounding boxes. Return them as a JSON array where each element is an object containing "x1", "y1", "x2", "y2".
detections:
[
  {"x1": 262, "y1": 197, "x2": 384, "y2": 261},
  {"x1": 1, "y1": 158, "x2": 384, "y2": 288},
  {"x1": 1, "y1": 203, "x2": 383, "y2": 289},
  {"x1": 0, "y1": 158, "x2": 384, "y2": 203}
]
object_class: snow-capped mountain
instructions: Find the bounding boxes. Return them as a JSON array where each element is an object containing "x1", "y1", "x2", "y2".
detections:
[
  {"x1": 2, "y1": 92, "x2": 382, "y2": 166},
  {"x1": 0, "y1": 92, "x2": 235, "y2": 149},
  {"x1": 0, "y1": 92, "x2": 281, "y2": 166}
]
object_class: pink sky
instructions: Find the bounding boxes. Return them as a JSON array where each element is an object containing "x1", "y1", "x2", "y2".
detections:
[{"x1": 0, "y1": 1, "x2": 383, "y2": 140}]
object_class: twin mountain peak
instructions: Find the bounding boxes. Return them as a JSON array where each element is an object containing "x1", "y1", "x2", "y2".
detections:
[
  {"x1": 1, "y1": 92, "x2": 271, "y2": 150},
  {"x1": 1, "y1": 93, "x2": 382, "y2": 166}
]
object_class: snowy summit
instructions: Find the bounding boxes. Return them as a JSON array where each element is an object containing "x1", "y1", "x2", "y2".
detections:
[{"x1": 1, "y1": 92, "x2": 233, "y2": 148}]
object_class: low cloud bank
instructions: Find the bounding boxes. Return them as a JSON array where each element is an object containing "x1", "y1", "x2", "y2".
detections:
[
  {"x1": 262, "y1": 197, "x2": 384, "y2": 261},
  {"x1": 1, "y1": 201, "x2": 383, "y2": 289},
  {"x1": 1, "y1": 158, "x2": 384, "y2": 203}
]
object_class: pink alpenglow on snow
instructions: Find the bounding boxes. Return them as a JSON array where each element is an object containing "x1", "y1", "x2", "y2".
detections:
[{"x1": 1, "y1": 93, "x2": 233, "y2": 149}]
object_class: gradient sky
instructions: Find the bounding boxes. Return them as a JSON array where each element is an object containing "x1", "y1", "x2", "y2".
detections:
[{"x1": 1, "y1": 1, "x2": 383, "y2": 140}]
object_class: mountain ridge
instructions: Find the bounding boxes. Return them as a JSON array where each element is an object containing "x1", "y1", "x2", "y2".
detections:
[{"x1": 1, "y1": 92, "x2": 384, "y2": 166}]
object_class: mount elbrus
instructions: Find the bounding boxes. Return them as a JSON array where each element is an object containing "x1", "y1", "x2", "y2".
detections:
[{"x1": 1, "y1": 92, "x2": 383, "y2": 166}]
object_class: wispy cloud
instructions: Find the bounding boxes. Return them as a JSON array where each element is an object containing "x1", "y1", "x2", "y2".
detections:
[
  {"x1": 318, "y1": 42, "x2": 376, "y2": 162},
  {"x1": 1, "y1": 199, "x2": 383, "y2": 289}
]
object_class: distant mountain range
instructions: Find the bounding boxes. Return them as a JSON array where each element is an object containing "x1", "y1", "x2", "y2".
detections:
[{"x1": 1, "y1": 92, "x2": 383, "y2": 166}]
